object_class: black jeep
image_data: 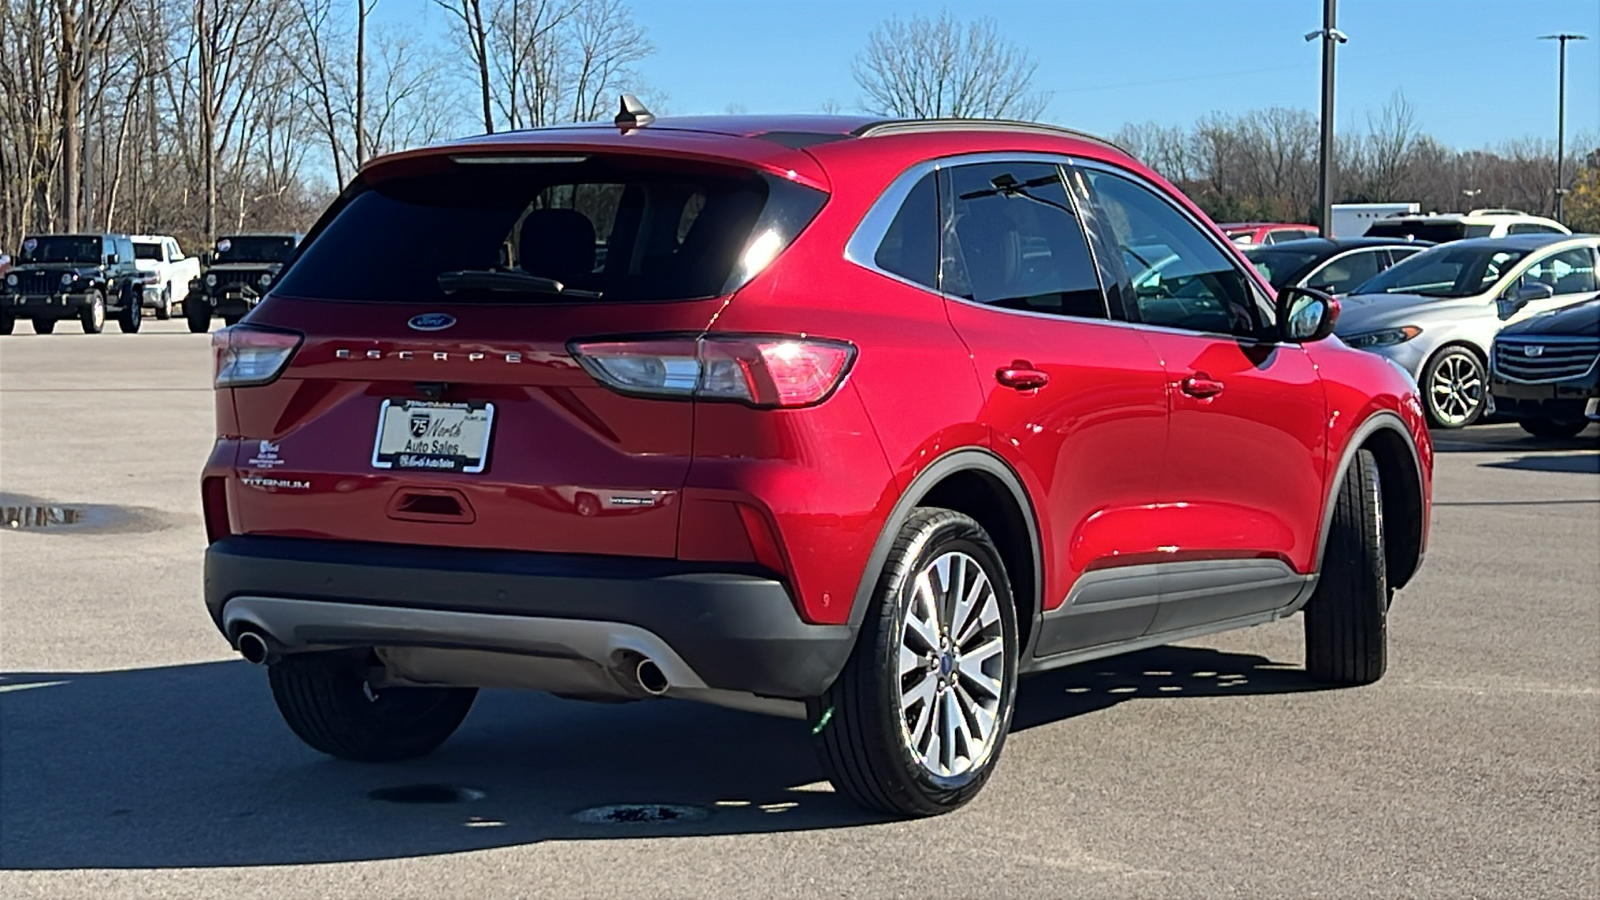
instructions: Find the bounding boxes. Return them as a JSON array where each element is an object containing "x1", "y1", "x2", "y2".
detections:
[
  {"x1": 185, "y1": 233, "x2": 302, "y2": 332},
  {"x1": 0, "y1": 233, "x2": 145, "y2": 334}
]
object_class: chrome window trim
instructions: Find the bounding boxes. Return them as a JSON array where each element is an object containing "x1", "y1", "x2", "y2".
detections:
[
  {"x1": 842, "y1": 151, "x2": 1296, "y2": 345},
  {"x1": 843, "y1": 150, "x2": 1124, "y2": 325}
]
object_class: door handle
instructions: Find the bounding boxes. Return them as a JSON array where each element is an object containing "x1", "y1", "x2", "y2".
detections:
[
  {"x1": 1180, "y1": 373, "x2": 1225, "y2": 398},
  {"x1": 996, "y1": 364, "x2": 1050, "y2": 391}
]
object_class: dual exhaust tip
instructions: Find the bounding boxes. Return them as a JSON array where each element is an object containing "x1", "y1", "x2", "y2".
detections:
[{"x1": 234, "y1": 627, "x2": 673, "y2": 698}]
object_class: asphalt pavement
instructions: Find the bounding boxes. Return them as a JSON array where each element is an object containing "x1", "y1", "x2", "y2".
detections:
[{"x1": 2, "y1": 320, "x2": 1596, "y2": 899}]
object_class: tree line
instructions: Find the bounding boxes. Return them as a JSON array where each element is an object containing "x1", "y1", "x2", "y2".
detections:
[
  {"x1": 1, "y1": 4, "x2": 1593, "y2": 255},
  {"x1": 0, "y1": 0, "x2": 649, "y2": 251},
  {"x1": 1117, "y1": 93, "x2": 1599, "y2": 231}
]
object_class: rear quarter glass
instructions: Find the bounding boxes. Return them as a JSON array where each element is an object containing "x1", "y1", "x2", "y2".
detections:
[{"x1": 272, "y1": 156, "x2": 826, "y2": 305}]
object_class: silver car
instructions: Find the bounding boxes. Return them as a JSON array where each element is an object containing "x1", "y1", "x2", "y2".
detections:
[{"x1": 1335, "y1": 234, "x2": 1600, "y2": 428}]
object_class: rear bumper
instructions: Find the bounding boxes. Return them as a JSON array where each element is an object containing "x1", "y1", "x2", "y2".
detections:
[{"x1": 205, "y1": 535, "x2": 855, "y2": 700}]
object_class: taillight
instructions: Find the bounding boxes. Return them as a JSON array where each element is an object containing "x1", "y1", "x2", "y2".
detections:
[
  {"x1": 570, "y1": 335, "x2": 855, "y2": 408},
  {"x1": 213, "y1": 324, "x2": 302, "y2": 387}
]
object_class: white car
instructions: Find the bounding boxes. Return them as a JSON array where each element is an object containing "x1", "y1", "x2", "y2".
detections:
[
  {"x1": 1362, "y1": 209, "x2": 1569, "y2": 243},
  {"x1": 1335, "y1": 233, "x2": 1600, "y2": 428},
  {"x1": 131, "y1": 234, "x2": 202, "y2": 320}
]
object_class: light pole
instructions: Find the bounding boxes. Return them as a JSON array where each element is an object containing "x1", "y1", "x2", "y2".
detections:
[
  {"x1": 1306, "y1": 1, "x2": 1348, "y2": 236},
  {"x1": 1539, "y1": 33, "x2": 1588, "y2": 222},
  {"x1": 1462, "y1": 188, "x2": 1482, "y2": 208}
]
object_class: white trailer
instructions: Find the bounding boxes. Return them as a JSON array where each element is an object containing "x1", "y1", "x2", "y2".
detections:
[{"x1": 1329, "y1": 203, "x2": 1420, "y2": 239}]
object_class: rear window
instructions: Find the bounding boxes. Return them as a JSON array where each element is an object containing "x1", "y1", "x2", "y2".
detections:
[
  {"x1": 275, "y1": 158, "x2": 826, "y2": 304},
  {"x1": 1364, "y1": 221, "x2": 1470, "y2": 242},
  {"x1": 133, "y1": 242, "x2": 163, "y2": 261}
]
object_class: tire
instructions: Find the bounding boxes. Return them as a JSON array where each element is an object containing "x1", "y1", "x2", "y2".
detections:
[
  {"x1": 1420, "y1": 346, "x2": 1485, "y2": 429},
  {"x1": 117, "y1": 291, "x2": 142, "y2": 333},
  {"x1": 0, "y1": 313, "x2": 12, "y2": 335},
  {"x1": 1518, "y1": 418, "x2": 1590, "y2": 439},
  {"x1": 31, "y1": 318, "x2": 56, "y2": 334},
  {"x1": 811, "y1": 508, "x2": 1019, "y2": 817},
  {"x1": 1304, "y1": 449, "x2": 1388, "y2": 686},
  {"x1": 186, "y1": 297, "x2": 211, "y2": 333},
  {"x1": 80, "y1": 290, "x2": 105, "y2": 334},
  {"x1": 268, "y1": 651, "x2": 477, "y2": 762},
  {"x1": 154, "y1": 286, "x2": 172, "y2": 319}
]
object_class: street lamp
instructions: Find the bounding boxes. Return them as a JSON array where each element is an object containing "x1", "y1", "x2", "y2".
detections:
[
  {"x1": 1539, "y1": 33, "x2": 1588, "y2": 222},
  {"x1": 1462, "y1": 188, "x2": 1482, "y2": 207},
  {"x1": 1306, "y1": 0, "x2": 1348, "y2": 237}
]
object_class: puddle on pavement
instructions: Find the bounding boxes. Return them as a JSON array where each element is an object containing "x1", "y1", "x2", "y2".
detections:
[
  {"x1": 367, "y1": 784, "x2": 485, "y2": 804},
  {"x1": 4, "y1": 505, "x2": 85, "y2": 529},
  {"x1": 571, "y1": 803, "x2": 709, "y2": 825}
]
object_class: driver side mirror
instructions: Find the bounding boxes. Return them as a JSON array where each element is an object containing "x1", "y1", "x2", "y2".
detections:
[
  {"x1": 1276, "y1": 286, "x2": 1339, "y2": 343},
  {"x1": 200, "y1": 251, "x2": 213, "y2": 266},
  {"x1": 1499, "y1": 281, "x2": 1554, "y2": 318}
]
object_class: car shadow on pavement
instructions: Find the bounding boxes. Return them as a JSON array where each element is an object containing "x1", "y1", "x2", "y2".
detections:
[
  {"x1": 1481, "y1": 453, "x2": 1600, "y2": 474},
  {"x1": 1, "y1": 645, "x2": 1320, "y2": 870}
]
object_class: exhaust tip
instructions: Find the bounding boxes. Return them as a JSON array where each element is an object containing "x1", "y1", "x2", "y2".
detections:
[
  {"x1": 237, "y1": 630, "x2": 271, "y2": 666},
  {"x1": 635, "y1": 659, "x2": 669, "y2": 696}
]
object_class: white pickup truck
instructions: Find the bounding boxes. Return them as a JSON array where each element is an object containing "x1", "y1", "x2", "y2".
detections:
[{"x1": 131, "y1": 234, "x2": 202, "y2": 320}]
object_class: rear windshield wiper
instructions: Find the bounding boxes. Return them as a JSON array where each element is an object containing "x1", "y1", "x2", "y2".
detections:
[{"x1": 437, "y1": 269, "x2": 602, "y2": 299}]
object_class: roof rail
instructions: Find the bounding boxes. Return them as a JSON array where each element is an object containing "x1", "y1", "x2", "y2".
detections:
[
  {"x1": 1467, "y1": 208, "x2": 1528, "y2": 216},
  {"x1": 853, "y1": 118, "x2": 1130, "y2": 155}
]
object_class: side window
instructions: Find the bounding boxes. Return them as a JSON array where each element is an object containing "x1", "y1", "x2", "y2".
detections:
[
  {"x1": 1520, "y1": 248, "x2": 1598, "y2": 296},
  {"x1": 102, "y1": 236, "x2": 115, "y2": 262},
  {"x1": 873, "y1": 172, "x2": 938, "y2": 290},
  {"x1": 939, "y1": 162, "x2": 1107, "y2": 319},
  {"x1": 1508, "y1": 223, "x2": 1559, "y2": 235},
  {"x1": 1308, "y1": 250, "x2": 1383, "y2": 294},
  {"x1": 1386, "y1": 247, "x2": 1422, "y2": 266},
  {"x1": 1082, "y1": 168, "x2": 1266, "y2": 337}
]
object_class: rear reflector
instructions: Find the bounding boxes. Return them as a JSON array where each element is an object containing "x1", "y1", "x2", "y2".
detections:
[
  {"x1": 570, "y1": 335, "x2": 855, "y2": 408},
  {"x1": 202, "y1": 476, "x2": 231, "y2": 543},
  {"x1": 213, "y1": 325, "x2": 302, "y2": 388}
]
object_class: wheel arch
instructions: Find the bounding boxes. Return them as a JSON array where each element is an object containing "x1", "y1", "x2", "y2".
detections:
[
  {"x1": 849, "y1": 448, "x2": 1043, "y2": 655},
  {"x1": 1317, "y1": 411, "x2": 1427, "y2": 591}
]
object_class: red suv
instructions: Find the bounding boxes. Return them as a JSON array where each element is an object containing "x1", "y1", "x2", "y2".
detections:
[{"x1": 203, "y1": 112, "x2": 1433, "y2": 817}]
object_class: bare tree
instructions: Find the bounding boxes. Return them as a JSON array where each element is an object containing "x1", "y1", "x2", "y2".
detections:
[
  {"x1": 852, "y1": 10, "x2": 1048, "y2": 120},
  {"x1": 430, "y1": 0, "x2": 495, "y2": 133},
  {"x1": 56, "y1": 0, "x2": 127, "y2": 231}
]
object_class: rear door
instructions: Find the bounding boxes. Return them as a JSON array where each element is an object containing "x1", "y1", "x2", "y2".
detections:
[
  {"x1": 936, "y1": 159, "x2": 1170, "y2": 654},
  {"x1": 1075, "y1": 163, "x2": 1327, "y2": 632},
  {"x1": 228, "y1": 154, "x2": 822, "y2": 559}
]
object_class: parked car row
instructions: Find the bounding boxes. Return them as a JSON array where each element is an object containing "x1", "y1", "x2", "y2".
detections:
[
  {"x1": 0, "y1": 231, "x2": 302, "y2": 335},
  {"x1": 1323, "y1": 233, "x2": 1600, "y2": 431}
]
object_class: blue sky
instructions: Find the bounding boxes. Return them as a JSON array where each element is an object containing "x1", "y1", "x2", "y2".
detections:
[{"x1": 386, "y1": 0, "x2": 1599, "y2": 150}]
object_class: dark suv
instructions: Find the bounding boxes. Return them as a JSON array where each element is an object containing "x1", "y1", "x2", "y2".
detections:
[
  {"x1": 0, "y1": 233, "x2": 144, "y2": 334},
  {"x1": 202, "y1": 112, "x2": 1433, "y2": 817},
  {"x1": 1490, "y1": 298, "x2": 1600, "y2": 438},
  {"x1": 185, "y1": 233, "x2": 302, "y2": 332}
]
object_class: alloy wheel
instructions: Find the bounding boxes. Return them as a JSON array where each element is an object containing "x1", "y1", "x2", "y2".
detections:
[
  {"x1": 1428, "y1": 352, "x2": 1482, "y2": 427},
  {"x1": 897, "y1": 550, "x2": 1006, "y2": 778}
]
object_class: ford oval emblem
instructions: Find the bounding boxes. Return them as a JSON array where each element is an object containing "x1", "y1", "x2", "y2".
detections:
[{"x1": 408, "y1": 313, "x2": 456, "y2": 332}]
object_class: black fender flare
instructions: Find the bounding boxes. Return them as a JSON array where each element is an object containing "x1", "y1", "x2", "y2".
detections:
[
  {"x1": 847, "y1": 447, "x2": 1044, "y2": 636},
  {"x1": 1313, "y1": 410, "x2": 1427, "y2": 588}
]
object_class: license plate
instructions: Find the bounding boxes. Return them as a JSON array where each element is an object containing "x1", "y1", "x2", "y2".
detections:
[{"x1": 371, "y1": 400, "x2": 495, "y2": 473}]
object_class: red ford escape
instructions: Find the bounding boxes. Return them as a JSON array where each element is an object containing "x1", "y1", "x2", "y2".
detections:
[{"x1": 202, "y1": 105, "x2": 1433, "y2": 817}]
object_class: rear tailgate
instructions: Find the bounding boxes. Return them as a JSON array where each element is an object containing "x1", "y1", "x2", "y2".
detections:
[
  {"x1": 215, "y1": 145, "x2": 825, "y2": 559},
  {"x1": 228, "y1": 296, "x2": 720, "y2": 557}
]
